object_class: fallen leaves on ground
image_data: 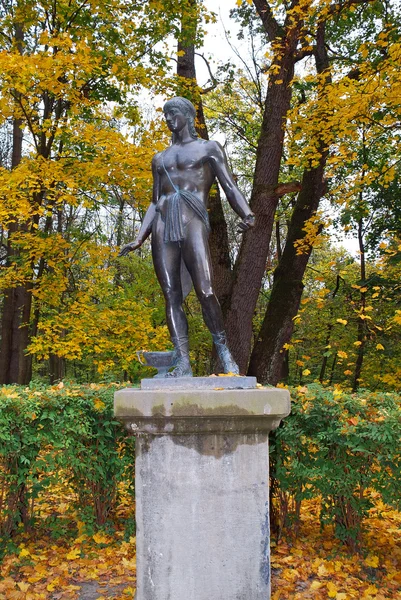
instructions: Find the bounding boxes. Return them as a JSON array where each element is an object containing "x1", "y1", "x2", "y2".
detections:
[
  {"x1": 1, "y1": 482, "x2": 400, "y2": 599},
  {"x1": 0, "y1": 479, "x2": 136, "y2": 600},
  {"x1": 271, "y1": 495, "x2": 401, "y2": 599}
]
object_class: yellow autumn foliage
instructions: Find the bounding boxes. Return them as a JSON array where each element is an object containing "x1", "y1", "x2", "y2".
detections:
[{"x1": 0, "y1": 0, "x2": 192, "y2": 376}]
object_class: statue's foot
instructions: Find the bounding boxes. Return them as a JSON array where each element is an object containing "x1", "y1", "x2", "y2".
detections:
[
  {"x1": 221, "y1": 352, "x2": 240, "y2": 375},
  {"x1": 165, "y1": 358, "x2": 193, "y2": 378},
  {"x1": 212, "y1": 332, "x2": 240, "y2": 374}
]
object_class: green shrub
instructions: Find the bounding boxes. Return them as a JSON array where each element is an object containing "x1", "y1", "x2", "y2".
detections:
[
  {"x1": 1, "y1": 381, "x2": 400, "y2": 556},
  {"x1": 55, "y1": 385, "x2": 135, "y2": 529},
  {"x1": 272, "y1": 385, "x2": 401, "y2": 549},
  {"x1": 0, "y1": 383, "x2": 135, "y2": 550}
]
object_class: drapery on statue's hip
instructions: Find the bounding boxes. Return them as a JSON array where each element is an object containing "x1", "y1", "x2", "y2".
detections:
[{"x1": 156, "y1": 189, "x2": 210, "y2": 243}]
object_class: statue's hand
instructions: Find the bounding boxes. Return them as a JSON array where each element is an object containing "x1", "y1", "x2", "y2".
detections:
[
  {"x1": 118, "y1": 239, "x2": 142, "y2": 257},
  {"x1": 237, "y1": 213, "x2": 255, "y2": 233}
]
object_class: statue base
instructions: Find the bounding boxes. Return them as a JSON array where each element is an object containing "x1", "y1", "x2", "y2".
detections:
[{"x1": 114, "y1": 377, "x2": 291, "y2": 600}]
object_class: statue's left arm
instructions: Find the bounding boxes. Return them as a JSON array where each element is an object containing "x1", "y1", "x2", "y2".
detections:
[
  {"x1": 119, "y1": 154, "x2": 159, "y2": 256},
  {"x1": 207, "y1": 141, "x2": 255, "y2": 231}
]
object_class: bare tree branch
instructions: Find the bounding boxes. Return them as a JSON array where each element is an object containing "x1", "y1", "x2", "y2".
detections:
[{"x1": 195, "y1": 52, "x2": 219, "y2": 93}]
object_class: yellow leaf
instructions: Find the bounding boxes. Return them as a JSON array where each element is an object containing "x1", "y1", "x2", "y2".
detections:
[
  {"x1": 66, "y1": 547, "x2": 81, "y2": 560},
  {"x1": 336, "y1": 319, "x2": 348, "y2": 325},
  {"x1": 27, "y1": 576, "x2": 42, "y2": 583},
  {"x1": 218, "y1": 372, "x2": 240, "y2": 377},
  {"x1": 364, "y1": 584, "x2": 378, "y2": 596},
  {"x1": 302, "y1": 369, "x2": 311, "y2": 376},
  {"x1": 310, "y1": 580, "x2": 323, "y2": 590},
  {"x1": 376, "y1": 343, "x2": 384, "y2": 351},
  {"x1": 93, "y1": 398, "x2": 106, "y2": 411},
  {"x1": 19, "y1": 548, "x2": 30, "y2": 557},
  {"x1": 365, "y1": 555, "x2": 379, "y2": 568},
  {"x1": 318, "y1": 564, "x2": 329, "y2": 576},
  {"x1": 17, "y1": 583, "x2": 30, "y2": 592},
  {"x1": 93, "y1": 532, "x2": 110, "y2": 544},
  {"x1": 327, "y1": 581, "x2": 338, "y2": 597}
]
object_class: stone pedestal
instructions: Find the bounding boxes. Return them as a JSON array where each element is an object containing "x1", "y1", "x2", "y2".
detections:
[{"x1": 114, "y1": 377, "x2": 291, "y2": 600}]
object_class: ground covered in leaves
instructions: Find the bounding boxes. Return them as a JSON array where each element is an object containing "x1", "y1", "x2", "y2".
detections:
[{"x1": 1, "y1": 483, "x2": 400, "y2": 599}]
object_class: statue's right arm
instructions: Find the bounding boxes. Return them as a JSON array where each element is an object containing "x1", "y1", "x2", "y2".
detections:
[{"x1": 118, "y1": 155, "x2": 160, "y2": 256}]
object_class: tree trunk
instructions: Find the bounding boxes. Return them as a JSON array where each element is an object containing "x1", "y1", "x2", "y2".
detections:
[
  {"x1": 319, "y1": 275, "x2": 341, "y2": 383},
  {"x1": 223, "y1": 1, "x2": 304, "y2": 372},
  {"x1": 247, "y1": 18, "x2": 330, "y2": 384},
  {"x1": 0, "y1": 21, "x2": 33, "y2": 385},
  {"x1": 247, "y1": 156, "x2": 326, "y2": 382},
  {"x1": 0, "y1": 117, "x2": 33, "y2": 384},
  {"x1": 49, "y1": 353, "x2": 65, "y2": 384},
  {"x1": 176, "y1": 3, "x2": 233, "y2": 311},
  {"x1": 352, "y1": 217, "x2": 367, "y2": 392}
]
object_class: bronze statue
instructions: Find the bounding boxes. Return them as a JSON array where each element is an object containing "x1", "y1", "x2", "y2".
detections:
[{"x1": 119, "y1": 97, "x2": 254, "y2": 377}]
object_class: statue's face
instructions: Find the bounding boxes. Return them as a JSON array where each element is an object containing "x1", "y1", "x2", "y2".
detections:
[{"x1": 164, "y1": 106, "x2": 188, "y2": 134}]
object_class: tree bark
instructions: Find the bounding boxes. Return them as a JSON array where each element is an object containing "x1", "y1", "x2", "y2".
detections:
[
  {"x1": 176, "y1": 2, "x2": 233, "y2": 311},
  {"x1": 352, "y1": 217, "x2": 367, "y2": 392},
  {"x1": 224, "y1": 2, "x2": 302, "y2": 372},
  {"x1": 0, "y1": 115, "x2": 33, "y2": 384},
  {"x1": 247, "y1": 18, "x2": 330, "y2": 384},
  {"x1": 319, "y1": 275, "x2": 341, "y2": 383},
  {"x1": 49, "y1": 353, "x2": 65, "y2": 384},
  {"x1": 0, "y1": 21, "x2": 34, "y2": 384},
  {"x1": 248, "y1": 155, "x2": 326, "y2": 383}
]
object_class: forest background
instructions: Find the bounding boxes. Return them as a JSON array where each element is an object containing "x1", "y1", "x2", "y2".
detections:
[
  {"x1": 0, "y1": 2, "x2": 401, "y2": 597},
  {"x1": 0, "y1": 0, "x2": 400, "y2": 391}
]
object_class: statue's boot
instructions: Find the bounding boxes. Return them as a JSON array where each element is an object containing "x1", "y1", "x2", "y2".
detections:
[
  {"x1": 166, "y1": 336, "x2": 193, "y2": 377},
  {"x1": 212, "y1": 332, "x2": 240, "y2": 375}
]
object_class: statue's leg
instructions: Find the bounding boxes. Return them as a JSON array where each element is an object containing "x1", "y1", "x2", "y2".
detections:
[
  {"x1": 151, "y1": 216, "x2": 192, "y2": 377},
  {"x1": 182, "y1": 219, "x2": 239, "y2": 374}
]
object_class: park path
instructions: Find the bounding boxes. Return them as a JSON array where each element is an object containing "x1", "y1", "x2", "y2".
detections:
[{"x1": 76, "y1": 581, "x2": 129, "y2": 599}]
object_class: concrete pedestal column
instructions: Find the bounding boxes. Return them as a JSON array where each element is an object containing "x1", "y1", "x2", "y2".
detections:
[{"x1": 114, "y1": 378, "x2": 291, "y2": 600}]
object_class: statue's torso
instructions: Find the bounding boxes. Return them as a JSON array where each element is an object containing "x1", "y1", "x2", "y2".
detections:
[{"x1": 155, "y1": 140, "x2": 216, "y2": 226}]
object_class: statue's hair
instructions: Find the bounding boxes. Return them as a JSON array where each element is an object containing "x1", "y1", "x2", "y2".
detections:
[{"x1": 163, "y1": 97, "x2": 198, "y2": 142}]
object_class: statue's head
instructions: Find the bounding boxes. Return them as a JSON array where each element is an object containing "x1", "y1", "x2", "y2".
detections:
[{"x1": 163, "y1": 97, "x2": 198, "y2": 142}]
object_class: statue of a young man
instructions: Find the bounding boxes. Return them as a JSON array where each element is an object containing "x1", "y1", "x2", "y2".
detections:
[{"x1": 120, "y1": 97, "x2": 254, "y2": 377}]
